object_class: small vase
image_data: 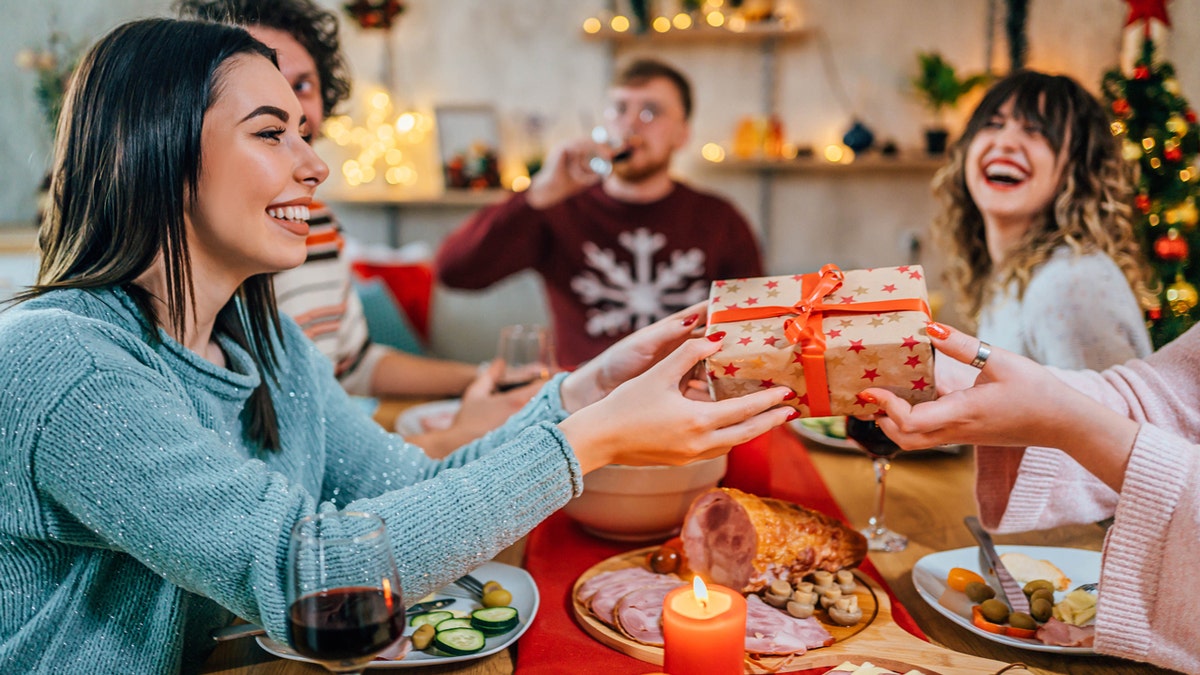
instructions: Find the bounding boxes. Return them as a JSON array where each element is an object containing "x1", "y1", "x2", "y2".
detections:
[{"x1": 924, "y1": 128, "x2": 950, "y2": 156}]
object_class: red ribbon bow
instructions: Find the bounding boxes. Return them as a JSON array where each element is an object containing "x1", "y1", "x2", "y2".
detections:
[{"x1": 709, "y1": 264, "x2": 930, "y2": 416}]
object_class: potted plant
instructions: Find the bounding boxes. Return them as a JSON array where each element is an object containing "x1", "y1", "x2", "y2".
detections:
[{"x1": 911, "y1": 52, "x2": 988, "y2": 155}]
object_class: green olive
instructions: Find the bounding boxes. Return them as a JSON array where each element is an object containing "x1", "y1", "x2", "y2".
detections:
[
  {"x1": 1030, "y1": 587, "x2": 1055, "y2": 605},
  {"x1": 979, "y1": 598, "x2": 1010, "y2": 623},
  {"x1": 964, "y1": 581, "x2": 996, "y2": 604},
  {"x1": 1030, "y1": 597, "x2": 1053, "y2": 622},
  {"x1": 1009, "y1": 612, "x2": 1037, "y2": 630},
  {"x1": 1023, "y1": 579, "x2": 1055, "y2": 597}
]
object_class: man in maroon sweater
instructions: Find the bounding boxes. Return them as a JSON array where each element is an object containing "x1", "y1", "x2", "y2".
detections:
[{"x1": 435, "y1": 59, "x2": 763, "y2": 369}]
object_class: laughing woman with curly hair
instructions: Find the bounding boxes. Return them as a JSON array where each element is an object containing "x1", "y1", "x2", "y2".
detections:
[{"x1": 931, "y1": 70, "x2": 1156, "y2": 370}]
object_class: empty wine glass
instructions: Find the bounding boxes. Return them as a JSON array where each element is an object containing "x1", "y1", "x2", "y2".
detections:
[
  {"x1": 845, "y1": 416, "x2": 908, "y2": 552},
  {"x1": 287, "y1": 512, "x2": 404, "y2": 674},
  {"x1": 495, "y1": 324, "x2": 557, "y2": 392}
]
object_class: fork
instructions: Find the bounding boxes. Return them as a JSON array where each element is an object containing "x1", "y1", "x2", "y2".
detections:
[
  {"x1": 1072, "y1": 582, "x2": 1099, "y2": 594},
  {"x1": 454, "y1": 573, "x2": 485, "y2": 599}
]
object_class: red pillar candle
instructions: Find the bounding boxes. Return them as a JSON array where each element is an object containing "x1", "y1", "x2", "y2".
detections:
[{"x1": 662, "y1": 577, "x2": 747, "y2": 675}]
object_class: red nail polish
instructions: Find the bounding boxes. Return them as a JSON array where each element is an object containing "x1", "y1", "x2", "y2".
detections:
[
  {"x1": 786, "y1": 410, "x2": 800, "y2": 421},
  {"x1": 682, "y1": 313, "x2": 700, "y2": 326},
  {"x1": 857, "y1": 391, "x2": 877, "y2": 405},
  {"x1": 707, "y1": 331, "x2": 726, "y2": 342},
  {"x1": 782, "y1": 390, "x2": 797, "y2": 401},
  {"x1": 925, "y1": 321, "x2": 951, "y2": 340}
]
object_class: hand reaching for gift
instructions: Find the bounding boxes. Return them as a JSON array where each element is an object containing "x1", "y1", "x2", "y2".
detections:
[
  {"x1": 860, "y1": 322, "x2": 1138, "y2": 491},
  {"x1": 559, "y1": 303, "x2": 795, "y2": 474}
]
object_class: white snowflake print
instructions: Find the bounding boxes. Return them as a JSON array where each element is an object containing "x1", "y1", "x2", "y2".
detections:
[{"x1": 570, "y1": 228, "x2": 709, "y2": 336}]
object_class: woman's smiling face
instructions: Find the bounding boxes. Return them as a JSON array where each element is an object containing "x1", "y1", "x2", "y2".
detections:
[
  {"x1": 965, "y1": 96, "x2": 1068, "y2": 232},
  {"x1": 185, "y1": 53, "x2": 329, "y2": 286}
]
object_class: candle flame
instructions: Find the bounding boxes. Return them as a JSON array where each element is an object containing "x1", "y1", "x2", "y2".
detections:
[{"x1": 692, "y1": 576, "x2": 709, "y2": 609}]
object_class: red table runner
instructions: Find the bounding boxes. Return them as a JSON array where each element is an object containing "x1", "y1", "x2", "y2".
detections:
[{"x1": 517, "y1": 426, "x2": 927, "y2": 674}]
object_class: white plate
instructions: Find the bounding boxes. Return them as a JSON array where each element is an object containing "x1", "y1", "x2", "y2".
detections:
[
  {"x1": 789, "y1": 416, "x2": 858, "y2": 450},
  {"x1": 394, "y1": 399, "x2": 461, "y2": 436},
  {"x1": 789, "y1": 416, "x2": 962, "y2": 456},
  {"x1": 257, "y1": 561, "x2": 539, "y2": 669},
  {"x1": 911, "y1": 545, "x2": 1099, "y2": 654}
]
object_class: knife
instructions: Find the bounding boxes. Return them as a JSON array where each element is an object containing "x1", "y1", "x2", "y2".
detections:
[
  {"x1": 210, "y1": 597, "x2": 455, "y2": 642},
  {"x1": 963, "y1": 516, "x2": 1031, "y2": 614}
]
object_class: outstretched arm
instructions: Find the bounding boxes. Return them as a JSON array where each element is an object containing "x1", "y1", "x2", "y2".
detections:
[{"x1": 862, "y1": 321, "x2": 1138, "y2": 492}]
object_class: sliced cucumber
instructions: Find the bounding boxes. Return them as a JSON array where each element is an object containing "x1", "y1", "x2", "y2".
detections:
[
  {"x1": 432, "y1": 627, "x2": 486, "y2": 655},
  {"x1": 434, "y1": 617, "x2": 473, "y2": 631},
  {"x1": 408, "y1": 610, "x2": 452, "y2": 629},
  {"x1": 470, "y1": 606, "x2": 519, "y2": 635}
]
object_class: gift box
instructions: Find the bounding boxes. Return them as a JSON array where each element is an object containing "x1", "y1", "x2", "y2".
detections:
[{"x1": 705, "y1": 264, "x2": 936, "y2": 418}]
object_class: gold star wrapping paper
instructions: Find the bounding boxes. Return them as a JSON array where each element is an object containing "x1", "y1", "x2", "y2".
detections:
[{"x1": 705, "y1": 265, "x2": 937, "y2": 418}]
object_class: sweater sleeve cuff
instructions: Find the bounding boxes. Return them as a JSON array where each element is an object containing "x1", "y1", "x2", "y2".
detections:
[{"x1": 1092, "y1": 423, "x2": 1189, "y2": 661}]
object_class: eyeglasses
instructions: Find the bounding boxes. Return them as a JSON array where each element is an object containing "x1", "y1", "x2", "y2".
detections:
[{"x1": 604, "y1": 101, "x2": 661, "y2": 125}]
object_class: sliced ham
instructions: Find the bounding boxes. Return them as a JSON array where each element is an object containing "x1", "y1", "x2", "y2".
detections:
[
  {"x1": 1036, "y1": 617, "x2": 1095, "y2": 648},
  {"x1": 681, "y1": 488, "x2": 868, "y2": 593},
  {"x1": 744, "y1": 593, "x2": 834, "y2": 655},
  {"x1": 588, "y1": 576, "x2": 682, "y2": 628},
  {"x1": 576, "y1": 567, "x2": 666, "y2": 606},
  {"x1": 614, "y1": 582, "x2": 686, "y2": 646}
]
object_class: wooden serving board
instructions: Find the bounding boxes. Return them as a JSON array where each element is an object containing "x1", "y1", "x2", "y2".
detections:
[{"x1": 571, "y1": 548, "x2": 1014, "y2": 674}]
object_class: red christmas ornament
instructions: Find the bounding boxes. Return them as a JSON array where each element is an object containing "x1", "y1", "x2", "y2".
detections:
[
  {"x1": 1133, "y1": 65, "x2": 1151, "y2": 80},
  {"x1": 343, "y1": 0, "x2": 405, "y2": 30},
  {"x1": 1148, "y1": 305, "x2": 1162, "y2": 321},
  {"x1": 1187, "y1": 109, "x2": 1198, "y2": 124},
  {"x1": 1154, "y1": 228, "x2": 1189, "y2": 261},
  {"x1": 1136, "y1": 193, "x2": 1152, "y2": 213},
  {"x1": 1112, "y1": 98, "x2": 1132, "y2": 117},
  {"x1": 1123, "y1": 0, "x2": 1172, "y2": 29},
  {"x1": 1165, "y1": 145, "x2": 1184, "y2": 162}
]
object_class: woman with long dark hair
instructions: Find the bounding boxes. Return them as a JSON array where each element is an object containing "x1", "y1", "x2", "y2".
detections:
[{"x1": 0, "y1": 18, "x2": 792, "y2": 672}]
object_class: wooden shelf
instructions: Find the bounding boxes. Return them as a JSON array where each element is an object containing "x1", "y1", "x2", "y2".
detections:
[
  {"x1": 323, "y1": 187, "x2": 510, "y2": 207},
  {"x1": 581, "y1": 22, "x2": 810, "y2": 45},
  {"x1": 703, "y1": 153, "x2": 946, "y2": 174}
]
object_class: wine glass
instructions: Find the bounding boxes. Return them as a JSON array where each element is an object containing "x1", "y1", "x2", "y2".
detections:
[
  {"x1": 495, "y1": 324, "x2": 557, "y2": 392},
  {"x1": 587, "y1": 124, "x2": 630, "y2": 176},
  {"x1": 844, "y1": 417, "x2": 908, "y2": 552},
  {"x1": 287, "y1": 512, "x2": 405, "y2": 674}
]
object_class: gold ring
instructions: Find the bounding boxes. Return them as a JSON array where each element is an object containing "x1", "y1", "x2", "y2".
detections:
[{"x1": 970, "y1": 341, "x2": 991, "y2": 369}]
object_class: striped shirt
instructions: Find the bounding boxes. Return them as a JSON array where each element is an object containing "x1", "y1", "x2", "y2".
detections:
[{"x1": 273, "y1": 201, "x2": 381, "y2": 394}]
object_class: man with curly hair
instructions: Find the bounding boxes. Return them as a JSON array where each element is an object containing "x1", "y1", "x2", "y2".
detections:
[{"x1": 176, "y1": 0, "x2": 534, "y2": 456}]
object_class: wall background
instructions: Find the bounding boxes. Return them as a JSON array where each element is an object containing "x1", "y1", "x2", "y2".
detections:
[{"x1": 3, "y1": 1, "x2": 1197, "y2": 359}]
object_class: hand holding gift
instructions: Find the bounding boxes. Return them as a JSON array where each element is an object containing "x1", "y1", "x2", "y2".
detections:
[{"x1": 704, "y1": 264, "x2": 937, "y2": 418}]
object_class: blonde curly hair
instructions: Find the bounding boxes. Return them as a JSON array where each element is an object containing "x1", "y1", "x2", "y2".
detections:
[{"x1": 930, "y1": 70, "x2": 1157, "y2": 326}]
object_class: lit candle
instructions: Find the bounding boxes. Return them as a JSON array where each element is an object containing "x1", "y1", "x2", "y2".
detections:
[{"x1": 661, "y1": 577, "x2": 747, "y2": 675}]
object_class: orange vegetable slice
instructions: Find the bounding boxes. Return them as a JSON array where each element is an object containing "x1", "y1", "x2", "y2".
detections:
[
  {"x1": 971, "y1": 605, "x2": 1040, "y2": 640},
  {"x1": 947, "y1": 567, "x2": 986, "y2": 593},
  {"x1": 971, "y1": 605, "x2": 1005, "y2": 634}
]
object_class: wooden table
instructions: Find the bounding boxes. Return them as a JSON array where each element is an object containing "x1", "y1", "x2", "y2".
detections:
[{"x1": 201, "y1": 410, "x2": 1175, "y2": 674}]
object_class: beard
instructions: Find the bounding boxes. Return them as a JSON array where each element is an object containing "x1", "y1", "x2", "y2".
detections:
[{"x1": 612, "y1": 151, "x2": 671, "y2": 182}]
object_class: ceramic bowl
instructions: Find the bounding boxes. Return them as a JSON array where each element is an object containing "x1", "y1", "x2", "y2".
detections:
[{"x1": 563, "y1": 455, "x2": 727, "y2": 542}]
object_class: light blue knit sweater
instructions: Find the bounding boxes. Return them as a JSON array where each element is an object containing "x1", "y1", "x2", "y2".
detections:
[{"x1": 0, "y1": 286, "x2": 583, "y2": 673}]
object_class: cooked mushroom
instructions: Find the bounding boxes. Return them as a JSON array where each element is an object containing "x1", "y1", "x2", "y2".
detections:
[{"x1": 827, "y1": 596, "x2": 863, "y2": 626}]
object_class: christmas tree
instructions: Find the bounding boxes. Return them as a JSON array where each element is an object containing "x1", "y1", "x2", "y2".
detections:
[{"x1": 1101, "y1": 6, "x2": 1200, "y2": 346}]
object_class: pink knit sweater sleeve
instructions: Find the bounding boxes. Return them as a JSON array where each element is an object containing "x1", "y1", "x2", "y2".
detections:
[{"x1": 974, "y1": 326, "x2": 1200, "y2": 672}]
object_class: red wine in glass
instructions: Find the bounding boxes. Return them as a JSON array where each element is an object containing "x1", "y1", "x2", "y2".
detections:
[
  {"x1": 288, "y1": 586, "x2": 404, "y2": 665},
  {"x1": 495, "y1": 378, "x2": 537, "y2": 393},
  {"x1": 845, "y1": 417, "x2": 908, "y2": 551},
  {"x1": 287, "y1": 512, "x2": 404, "y2": 674}
]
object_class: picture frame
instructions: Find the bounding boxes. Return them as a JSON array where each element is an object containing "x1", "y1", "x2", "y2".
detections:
[{"x1": 434, "y1": 104, "x2": 502, "y2": 189}]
